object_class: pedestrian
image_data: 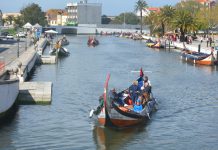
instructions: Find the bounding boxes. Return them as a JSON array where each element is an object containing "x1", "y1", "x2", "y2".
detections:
[
  {"x1": 209, "y1": 37, "x2": 212, "y2": 47},
  {"x1": 200, "y1": 36, "x2": 203, "y2": 43},
  {"x1": 206, "y1": 36, "x2": 209, "y2": 47}
]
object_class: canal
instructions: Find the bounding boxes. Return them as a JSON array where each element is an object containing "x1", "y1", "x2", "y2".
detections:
[{"x1": 1, "y1": 35, "x2": 218, "y2": 150}]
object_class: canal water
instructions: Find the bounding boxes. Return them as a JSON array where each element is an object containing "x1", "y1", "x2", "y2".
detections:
[{"x1": 1, "y1": 35, "x2": 218, "y2": 150}]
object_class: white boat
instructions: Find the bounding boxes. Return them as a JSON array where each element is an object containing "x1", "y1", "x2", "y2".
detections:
[{"x1": 0, "y1": 70, "x2": 19, "y2": 120}]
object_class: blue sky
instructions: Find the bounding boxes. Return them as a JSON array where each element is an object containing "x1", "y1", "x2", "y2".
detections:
[{"x1": 1, "y1": 0, "x2": 180, "y2": 15}]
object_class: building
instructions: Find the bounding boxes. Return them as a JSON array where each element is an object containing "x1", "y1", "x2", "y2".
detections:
[
  {"x1": 46, "y1": 9, "x2": 68, "y2": 26},
  {"x1": 2, "y1": 12, "x2": 21, "y2": 27},
  {"x1": 136, "y1": 7, "x2": 160, "y2": 17},
  {"x1": 66, "y1": 0, "x2": 102, "y2": 25}
]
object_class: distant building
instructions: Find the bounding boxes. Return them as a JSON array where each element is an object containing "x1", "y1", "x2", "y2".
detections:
[
  {"x1": 46, "y1": 9, "x2": 68, "y2": 26},
  {"x1": 2, "y1": 12, "x2": 21, "y2": 27},
  {"x1": 66, "y1": 0, "x2": 102, "y2": 25}
]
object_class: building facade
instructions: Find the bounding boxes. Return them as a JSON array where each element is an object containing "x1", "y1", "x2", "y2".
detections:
[
  {"x1": 46, "y1": 9, "x2": 67, "y2": 26},
  {"x1": 66, "y1": 1, "x2": 102, "y2": 25},
  {"x1": 2, "y1": 13, "x2": 21, "y2": 27}
]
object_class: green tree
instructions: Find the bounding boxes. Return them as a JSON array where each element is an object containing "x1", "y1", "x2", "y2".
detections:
[
  {"x1": 172, "y1": 9, "x2": 198, "y2": 42},
  {"x1": 159, "y1": 5, "x2": 176, "y2": 35},
  {"x1": 6, "y1": 15, "x2": 15, "y2": 25},
  {"x1": 112, "y1": 12, "x2": 139, "y2": 25},
  {"x1": 145, "y1": 12, "x2": 162, "y2": 36},
  {"x1": 101, "y1": 15, "x2": 111, "y2": 24},
  {"x1": 20, "y1": 3, "x2": 47, "y2": 26},
  {"x1": 13, "y1": 15, "x2": 24, "y2": 28},
  {"x1": 135, "y1": 0, "x2": 148, "y2": 34}
]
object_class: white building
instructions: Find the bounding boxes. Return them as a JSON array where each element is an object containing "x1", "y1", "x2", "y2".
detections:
[{"x1": 66, "y1": 0, "x2": 102, "y2": 25}]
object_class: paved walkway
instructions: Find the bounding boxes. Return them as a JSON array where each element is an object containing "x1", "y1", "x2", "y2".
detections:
[{"x1": 0, "y1": 37, "x2": 46, "y2": 76}]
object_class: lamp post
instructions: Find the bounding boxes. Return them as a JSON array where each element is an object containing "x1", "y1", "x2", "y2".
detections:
[
  {"x1": 25, "y1": 34, "x2": 28, "y2": 51},
  {"x1": 17, "y1": 37, "x2": 20, "y2": 58}
]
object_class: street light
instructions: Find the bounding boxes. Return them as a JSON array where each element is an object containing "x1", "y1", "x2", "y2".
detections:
[{"x1": 17, "y1": 37, "x2": 20, "y2": 58}]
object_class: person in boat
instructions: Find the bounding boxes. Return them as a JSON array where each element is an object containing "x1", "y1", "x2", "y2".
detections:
[
  {"x1": 109, "y1": 88, "x2": 124, "y2": 106},
  {"x1": 129, "y1": 80, "x2": 140, "y2": 104},
  {"x1": 133, "y1": 95, "x2": 143, "y2": 113},
  {"x1": 141, "y1": 76, "x2": 151, "y2": 94},
  {"x1": 88, "y1": 36, "x2": 92, "y2": 45}
]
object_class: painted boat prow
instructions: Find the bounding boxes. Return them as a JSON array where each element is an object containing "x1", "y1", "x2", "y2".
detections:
[{"x1": 98, "y1": 74, "x2": 111, "y2": 126}]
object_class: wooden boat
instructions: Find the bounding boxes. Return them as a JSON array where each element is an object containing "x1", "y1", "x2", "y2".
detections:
[
  {"x1": 49, "y1": 47, "x2": 70, "y2": 57},
  {"x1": 61, "y1": 37, "x2": 69, "y2": 46},
  {"x1": 87, "y1": 38, "x2": 99, "y2": 47},
  {"x1": 90, "y1": 72, "x2": 157, "y2": 128},
  {"x1": 181, "y1": 50, "x2": 215, "y2": 65},
  {"x1": 49, "y1": 40, "x2": 70, "y2": 57},
  {"x1": 0, "y1": 69, "x2": 19, "y2": 121}
]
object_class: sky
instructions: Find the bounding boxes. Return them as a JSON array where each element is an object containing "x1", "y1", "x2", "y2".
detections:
[{"x1": 1, "y1": 0, "x2": 181, "y2": 15}]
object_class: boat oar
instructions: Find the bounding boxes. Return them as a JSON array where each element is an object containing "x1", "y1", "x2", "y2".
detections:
[
  {"x1": 131, "y1": 70, "x2": 152, "y2": 73},
  {"x1": 89, "y1": 109, "x2": 95, "y2": 118}
]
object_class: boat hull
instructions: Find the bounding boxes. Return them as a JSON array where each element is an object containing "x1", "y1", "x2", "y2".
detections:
[
  {"x1": 181, "y1": 51, "x2": 215, "y2": 66},
  {"x1": 0, "y1": 78, "x2": 19, "y2": 120}
]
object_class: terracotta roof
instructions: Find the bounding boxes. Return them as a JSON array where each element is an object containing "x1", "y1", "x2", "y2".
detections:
[
  {"x1": 147, "y1": 7, "x2": 160, "y2": 12},
  {"x1": 196, "y1": 0, "x2": 209, "y2": 2},
  {"x1": 46, "y1": 9, "x2": 67, "y2": 20}
]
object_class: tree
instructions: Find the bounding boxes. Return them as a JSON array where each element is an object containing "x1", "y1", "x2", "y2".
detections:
[
  {"x1": 20, "y1": 3, "x2": 47, "y2": 26},
  {"x1": 13, "y1": 15, "x2": 24, "y2": 28},
  {"x1": 101, "y1": 15, "x2": 111, "y2": 24},
  {"x1": 172, "y1": 9, "x2": 198, "y2": 42},
  {"x1": 6, "y1": 15, "x2": 15, "y2": 25},
  {"x1": 111, "y1": 12, "x2": 139, "y2": 25},
  {"x1": 159, "y1": 5, "x2": 176, "y2": 35},
  {"x1": 145, "y1": 12, "x2": 161, "y2": 36},
  {"x1": 135, "y1": 0, "x2": 148, "y2": 34}
]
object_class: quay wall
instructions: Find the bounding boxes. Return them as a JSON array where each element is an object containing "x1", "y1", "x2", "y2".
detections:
[{"x1": 45, "y1": 25, "x2": 149, "y2": 35}]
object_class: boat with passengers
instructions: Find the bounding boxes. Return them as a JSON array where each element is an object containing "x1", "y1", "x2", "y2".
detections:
[{"x1": 90, "y1": 69, "x2": 157, "y2": 128}]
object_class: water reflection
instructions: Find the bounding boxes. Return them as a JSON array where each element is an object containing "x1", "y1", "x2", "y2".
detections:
[
  {"x1": 0, "y1": 104, "x2": 18, "y2": 150},
  {"x1": 180, "y1": 59, "x2": 218, "y2": 75},
  {"x1": 92, "y1": 125, "x2": 146, "y2": 150}
]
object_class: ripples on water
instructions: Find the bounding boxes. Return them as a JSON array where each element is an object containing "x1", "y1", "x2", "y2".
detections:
[{"x1": 1, "y1": 35, "x2": 218, "y2": 150}]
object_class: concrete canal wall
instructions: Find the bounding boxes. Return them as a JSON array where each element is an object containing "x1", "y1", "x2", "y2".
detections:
[
  {"x1": 2, "y1": 37, "x2": 53, "y2": 105},
  {"x1": 46, "y1": 25, "x2": 149, "y2": 35}
]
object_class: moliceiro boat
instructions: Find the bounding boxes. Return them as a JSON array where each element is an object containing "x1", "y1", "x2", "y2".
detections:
[
  {"x1": 181, "y1": 50, "x2": 217, "y2": 65},
  {"x1": 87, "y1": 37, "x2": 99, "y2": 47},
  {"x1": 0, "y1": 68, "x2": 19, "y2": 121},
  {"x1": 90, "y1": 70, "x2": 157, "y2": 128},
  {"x1": 49, "y1": 40, "x2": 70, "y2": 57}
]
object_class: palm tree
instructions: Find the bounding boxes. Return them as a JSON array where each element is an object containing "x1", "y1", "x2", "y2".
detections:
[
  {"x1": 135, "y1": 0, "x2": 148, "y2": 34},
  {"x1": 159, "y1": 5, "x2": 176, "y2": 36},
  {"x1": 172, "y1": 9, "x2": 198, "y2": 42},
  {"x1": 145, "y1": 12, "x2": 161, "y2": 36}
]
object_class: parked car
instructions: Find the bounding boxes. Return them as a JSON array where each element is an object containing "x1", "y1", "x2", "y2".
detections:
[
  {"x1": 1, "y1": 32, "x2": 9, "y2": 36},
  {"x1": 6, "y1": 34, "x2": 14, "y2": 40},
  {"x1": 16, "y1": 32, "x2": 26, "y2": 38}
]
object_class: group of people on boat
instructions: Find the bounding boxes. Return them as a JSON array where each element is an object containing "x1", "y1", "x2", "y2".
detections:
[
  {"x1": 146, "y1": 38, "x2": 163, "y2": 48},
  {"x1": 108, "y1": 69, "x2": 152, "y2": 114},
  {"x1": 87, "y1": 36, "x2": 99, "y2": 46}
]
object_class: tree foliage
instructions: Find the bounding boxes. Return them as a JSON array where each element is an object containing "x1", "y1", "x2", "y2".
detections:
[
  {"x1": 135, "y1": 0, "x2": 148, "y2": 33},
  {"x1": 101, "y1": 15, "x2": 111, "y2": 24},
  {"x1": 20, "y1": 3, "x2": 47, "y2": 26},
  {"x1": 111, "y1": 12, "x2": 139, "y2": 25}
]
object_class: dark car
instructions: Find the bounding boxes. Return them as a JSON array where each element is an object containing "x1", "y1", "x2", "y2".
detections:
[{"x1": 1, "y1": 32, "x2": 9, "y2": 36}]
